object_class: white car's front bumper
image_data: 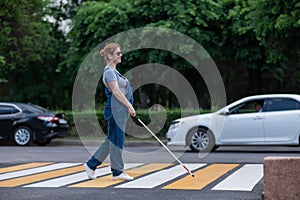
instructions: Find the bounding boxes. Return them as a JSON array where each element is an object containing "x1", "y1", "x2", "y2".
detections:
[{"x1": 166, "y1": 120, "x2": 186, "y2": 146}]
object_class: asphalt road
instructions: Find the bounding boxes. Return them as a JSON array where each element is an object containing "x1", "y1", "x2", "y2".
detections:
[{"x1": 0, "y1": 140, "x2": 299, "y2": 200}]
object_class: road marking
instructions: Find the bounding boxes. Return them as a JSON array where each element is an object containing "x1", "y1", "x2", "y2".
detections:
[
  {"x1": 0, "y1": 163, "x2": 81, "y2": 181},
  {"x1": 24, "y1": 163, "x2": 143, "y2": 188},
  {"x1": 0, "y1": 162, "x2": 53, "y2": 174},
  {"x1": 212, "y1": 164, "x2": 263, "y2": 191},
  {"x1": 69, "y1": 163, "x2": 173, "y2": 188},
  {"x1": 0, "y1": 162, "x2": 265, "y2": 191},
  {"x1": 163, "y1": 164, "x2": 239, "y2": 190},
  {"x1": 0, "y1": 164, "x2": 84, "y2": 187},
  {"x1": 115, "y1": 163, "x2": 206, "y2": 189}
]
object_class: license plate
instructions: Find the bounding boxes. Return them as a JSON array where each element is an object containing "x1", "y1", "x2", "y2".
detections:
[{"x1": 59, "y1": 119, "x2": 67, "y2": 124}]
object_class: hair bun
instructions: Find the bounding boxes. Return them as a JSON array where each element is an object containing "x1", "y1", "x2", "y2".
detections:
[
  {"x1": 100, "y1": 49, "x2": 105, "y2": 57},
  {"x1": 99, "y1": 43, "x2": 120, "y2": 61}
]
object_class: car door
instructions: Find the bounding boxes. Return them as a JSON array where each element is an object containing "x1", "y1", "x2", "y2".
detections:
[
  {"x1": 0, "y1": 104, "x2": 21, "y2": 140},
  {"x1": 263, "y1": 98, "x2": 300, "y2": 144},
  {"x1": 218, "y1": 99, "x2": 265, "y2": 144}
]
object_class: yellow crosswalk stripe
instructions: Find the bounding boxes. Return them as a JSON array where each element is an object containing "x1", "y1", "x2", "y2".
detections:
[
  {"x1": 0, "y1": 165, "x2": 81, "y2": 187},
  {"x1": 69, "y1": 163, "x2": 173, "y2": 188},
  {"x1": 163, "y1": 164, "x2": 239, "y2": 190},
  {"x1": 0, "y1": 162, "x2": 53, "y2": 174},
  {"x1": 0, "y1": 164, "x2": 107, "y2": 187}
]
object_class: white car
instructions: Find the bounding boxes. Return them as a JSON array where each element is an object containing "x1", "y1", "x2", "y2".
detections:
[{"x1": 166, "y1": 94, "x2": 300, "y2": 152}]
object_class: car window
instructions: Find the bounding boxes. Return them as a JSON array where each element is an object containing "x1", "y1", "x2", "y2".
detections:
[
  {"x1": 0, "y1": 105, "x2": 20, "y2": 115},
  {"x1": 265, "y1": 98, "x2": 300, "y2": 112},
  {"x1": 229, "y1": 100, "x2": 265, "y2": 115},
  {"x1": 20, "y1": 104, "x2": 49, "y2": 114},
  {"x1": 31, "y1": 104, "x2": 50, "y2": 113}
]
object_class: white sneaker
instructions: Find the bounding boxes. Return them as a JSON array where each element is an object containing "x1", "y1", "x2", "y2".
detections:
[
  {"x1": 113, "y1": 173, "x2": 134, "y2": 181},
  {"x1": 83, "y1": 163, "x2": 97, "y2": 180}
]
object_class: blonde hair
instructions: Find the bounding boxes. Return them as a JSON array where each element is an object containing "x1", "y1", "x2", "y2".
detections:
[{"x1": 100, "y1": 43, "x2": 121, "y2": 61}]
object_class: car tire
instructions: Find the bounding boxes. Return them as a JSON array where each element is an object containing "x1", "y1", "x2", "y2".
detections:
[
  {"x1": 187, "y1": 127, "x2": 216, "y2": 152},
  {"x1": 34, "y1": 138, "x2": 52, "y2": 146},
  {"x1": 13, "y1": 126, "x2": 33, "y2": 146}
]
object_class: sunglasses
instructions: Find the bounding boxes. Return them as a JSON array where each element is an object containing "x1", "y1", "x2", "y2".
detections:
[{"x1": 114, "y1": 52, "x2": 123, "y2": 56}]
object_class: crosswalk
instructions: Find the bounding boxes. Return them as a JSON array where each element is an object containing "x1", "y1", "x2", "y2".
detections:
[{"x1": 0, "y1": 162, "x2": 263, "y2": 191}]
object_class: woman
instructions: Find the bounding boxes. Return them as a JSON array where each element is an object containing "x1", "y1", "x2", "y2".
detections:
[{"x1": 84, "y1": 43, "x2": 136, "y2": 181}]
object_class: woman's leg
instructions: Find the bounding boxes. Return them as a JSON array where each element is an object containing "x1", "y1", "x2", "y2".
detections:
[
  {"x1": 107, "y1": 117, "x2": 126, "y2": 176},
  {"x1": 86, "y1": 137, "x2": 110, "y2": 170}
]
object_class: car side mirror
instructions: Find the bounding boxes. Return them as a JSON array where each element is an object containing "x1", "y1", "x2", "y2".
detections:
[{"x1": 221, "y1": 108, "x2": 230, "y2": 115}]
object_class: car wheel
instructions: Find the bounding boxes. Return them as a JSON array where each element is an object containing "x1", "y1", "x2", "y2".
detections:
[
  {"x1": 13, "y1": 126, "x2": 33, "y2": 146},
  {"x1": 187, "y1": 127, "x2": 215, "y2": 152},
  {"x1": 34, "y1": 138, "x2": 52, "y2": 146}
]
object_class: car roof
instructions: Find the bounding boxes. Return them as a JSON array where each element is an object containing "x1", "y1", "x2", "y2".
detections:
[
  {"x1": 0, "y1": 102, "x2": 32, "y2": 107},
  {"x1": 224, "y1": 94, "x2": 300, "y2": 110},
  {"x1": 0, "y1": 102, "x2": 51, "y2": 113},
  {"x1": 241, "y1": 94, "x2": 300, "y2": 101}
]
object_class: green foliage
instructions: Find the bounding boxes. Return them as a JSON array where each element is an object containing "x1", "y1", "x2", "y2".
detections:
[
  {"x1": 0, "y1": 0, "x2": 72, "y2": 108},
  {"x1": 64, "y1": 109, "x2": 208, "y2": 137},
  {"x1": 67, "y1": 0, "x2": 226, "y2": 71},
  {"x1": 67, "y1": 0, "x2": 227, "y2": 109},
  {"x1": 132, "y1": 0, "x2": 223, "y2": 46},
  {"x1": 67, "y1": 0, "x2": 134, "y2": 69},
  {"x1": 0, "y1": 55, "x2": 6, "y2": 83},
  {"x1": 247, "y1": 0, "x2": 300, "y2": 66},
  {"x1": 0, "y1": 0, "x2": 299, "y2": 110},
  {"x1": 0, "y1": 0, "x2": 47, "y2": 81},
  {"x1": 219, "y1": 0, "x2": 300, "y2": 99}
]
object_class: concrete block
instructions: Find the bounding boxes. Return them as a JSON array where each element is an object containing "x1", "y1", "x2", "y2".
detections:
[{"x1": 264, "y1": 157, "x2": 300, "y2": 200}]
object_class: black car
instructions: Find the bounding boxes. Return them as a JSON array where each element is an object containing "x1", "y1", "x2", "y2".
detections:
[{"x1": 0, "y1": 102, "x2": 69, "y2": 146}]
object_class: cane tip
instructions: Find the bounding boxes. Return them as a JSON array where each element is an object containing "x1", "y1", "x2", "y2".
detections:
[{"x1": 192, "y1": 174, "x2": 195, "y2": 177}]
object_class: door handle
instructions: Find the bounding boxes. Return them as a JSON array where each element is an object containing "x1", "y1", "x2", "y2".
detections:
[{"x1": 253, "y1": 116, "x2": 263, "y2": 120}]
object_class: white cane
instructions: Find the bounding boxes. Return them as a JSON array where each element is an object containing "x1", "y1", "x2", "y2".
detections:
[{"x1": 131, "y1": 116, "x2": 195, "y2": 177}]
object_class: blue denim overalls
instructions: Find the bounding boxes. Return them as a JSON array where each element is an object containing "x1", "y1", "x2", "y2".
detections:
[{"x1": 86, "y1": 67, "x2": 133, "y2": 176}]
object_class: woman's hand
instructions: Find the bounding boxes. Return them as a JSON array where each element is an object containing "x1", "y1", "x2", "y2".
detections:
[{"x1": 128, "y1": 104, "x2": 136, "y2": 117}]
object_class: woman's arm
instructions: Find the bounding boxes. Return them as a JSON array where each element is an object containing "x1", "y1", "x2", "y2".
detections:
[{"x1": 107, "y1": 80, "x2": 136, "y2": 116}]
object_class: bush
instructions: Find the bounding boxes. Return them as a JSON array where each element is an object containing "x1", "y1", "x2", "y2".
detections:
[{"x1": 62, "y1": 109, "x2": 211, "y2": 138}]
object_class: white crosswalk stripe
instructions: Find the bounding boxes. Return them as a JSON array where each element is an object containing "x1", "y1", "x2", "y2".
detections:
[
  {"x1": 115, "y1": 164, "x2": 206, "y2": 189},
  {"x1": 212, "y1": 164, "x2": 263, "y2": 191},
  {"x1": 0, "y1": 163, "x2": 81, "y2": 181},
  {"x1": 24, "y1": 163, "x2": 143, "y2": 188}
]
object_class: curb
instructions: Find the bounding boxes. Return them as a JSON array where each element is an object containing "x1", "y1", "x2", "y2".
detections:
[{"x1": 263, "y1": 156, "x2": 300, "y2": 199}]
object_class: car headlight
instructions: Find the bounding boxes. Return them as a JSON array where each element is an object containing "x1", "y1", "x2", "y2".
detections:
[{"x1": 168, "y1": 120, "x2": 181, "y2": 130}]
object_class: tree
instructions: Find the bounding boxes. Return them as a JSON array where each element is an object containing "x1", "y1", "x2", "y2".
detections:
[
  {"x1": 1, "y1": 0, "x2": 299, "y2": 109},
  {"x1": 0, "y1": 55, "x2": 5, "y2": 83},
  {"x1": 0, "y1": 0, "x2": 72, "y2": 108},
  {"x1": 219, "y1": 0, "x2": 267, "y2": 98},
  {"x1": 218, "y1": 0, "x2": 300, "y2": 99},
  {"x1": 67, "y1": 0, "x2": 225, "y2": 108},
  {"x1": 247, "y1": 0, "x2": 300, "y2": 91}
]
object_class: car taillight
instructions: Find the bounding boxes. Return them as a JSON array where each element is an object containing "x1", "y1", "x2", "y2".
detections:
[{"x1": 38, "y1": 116, "x2": 60, "y2": 123}]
